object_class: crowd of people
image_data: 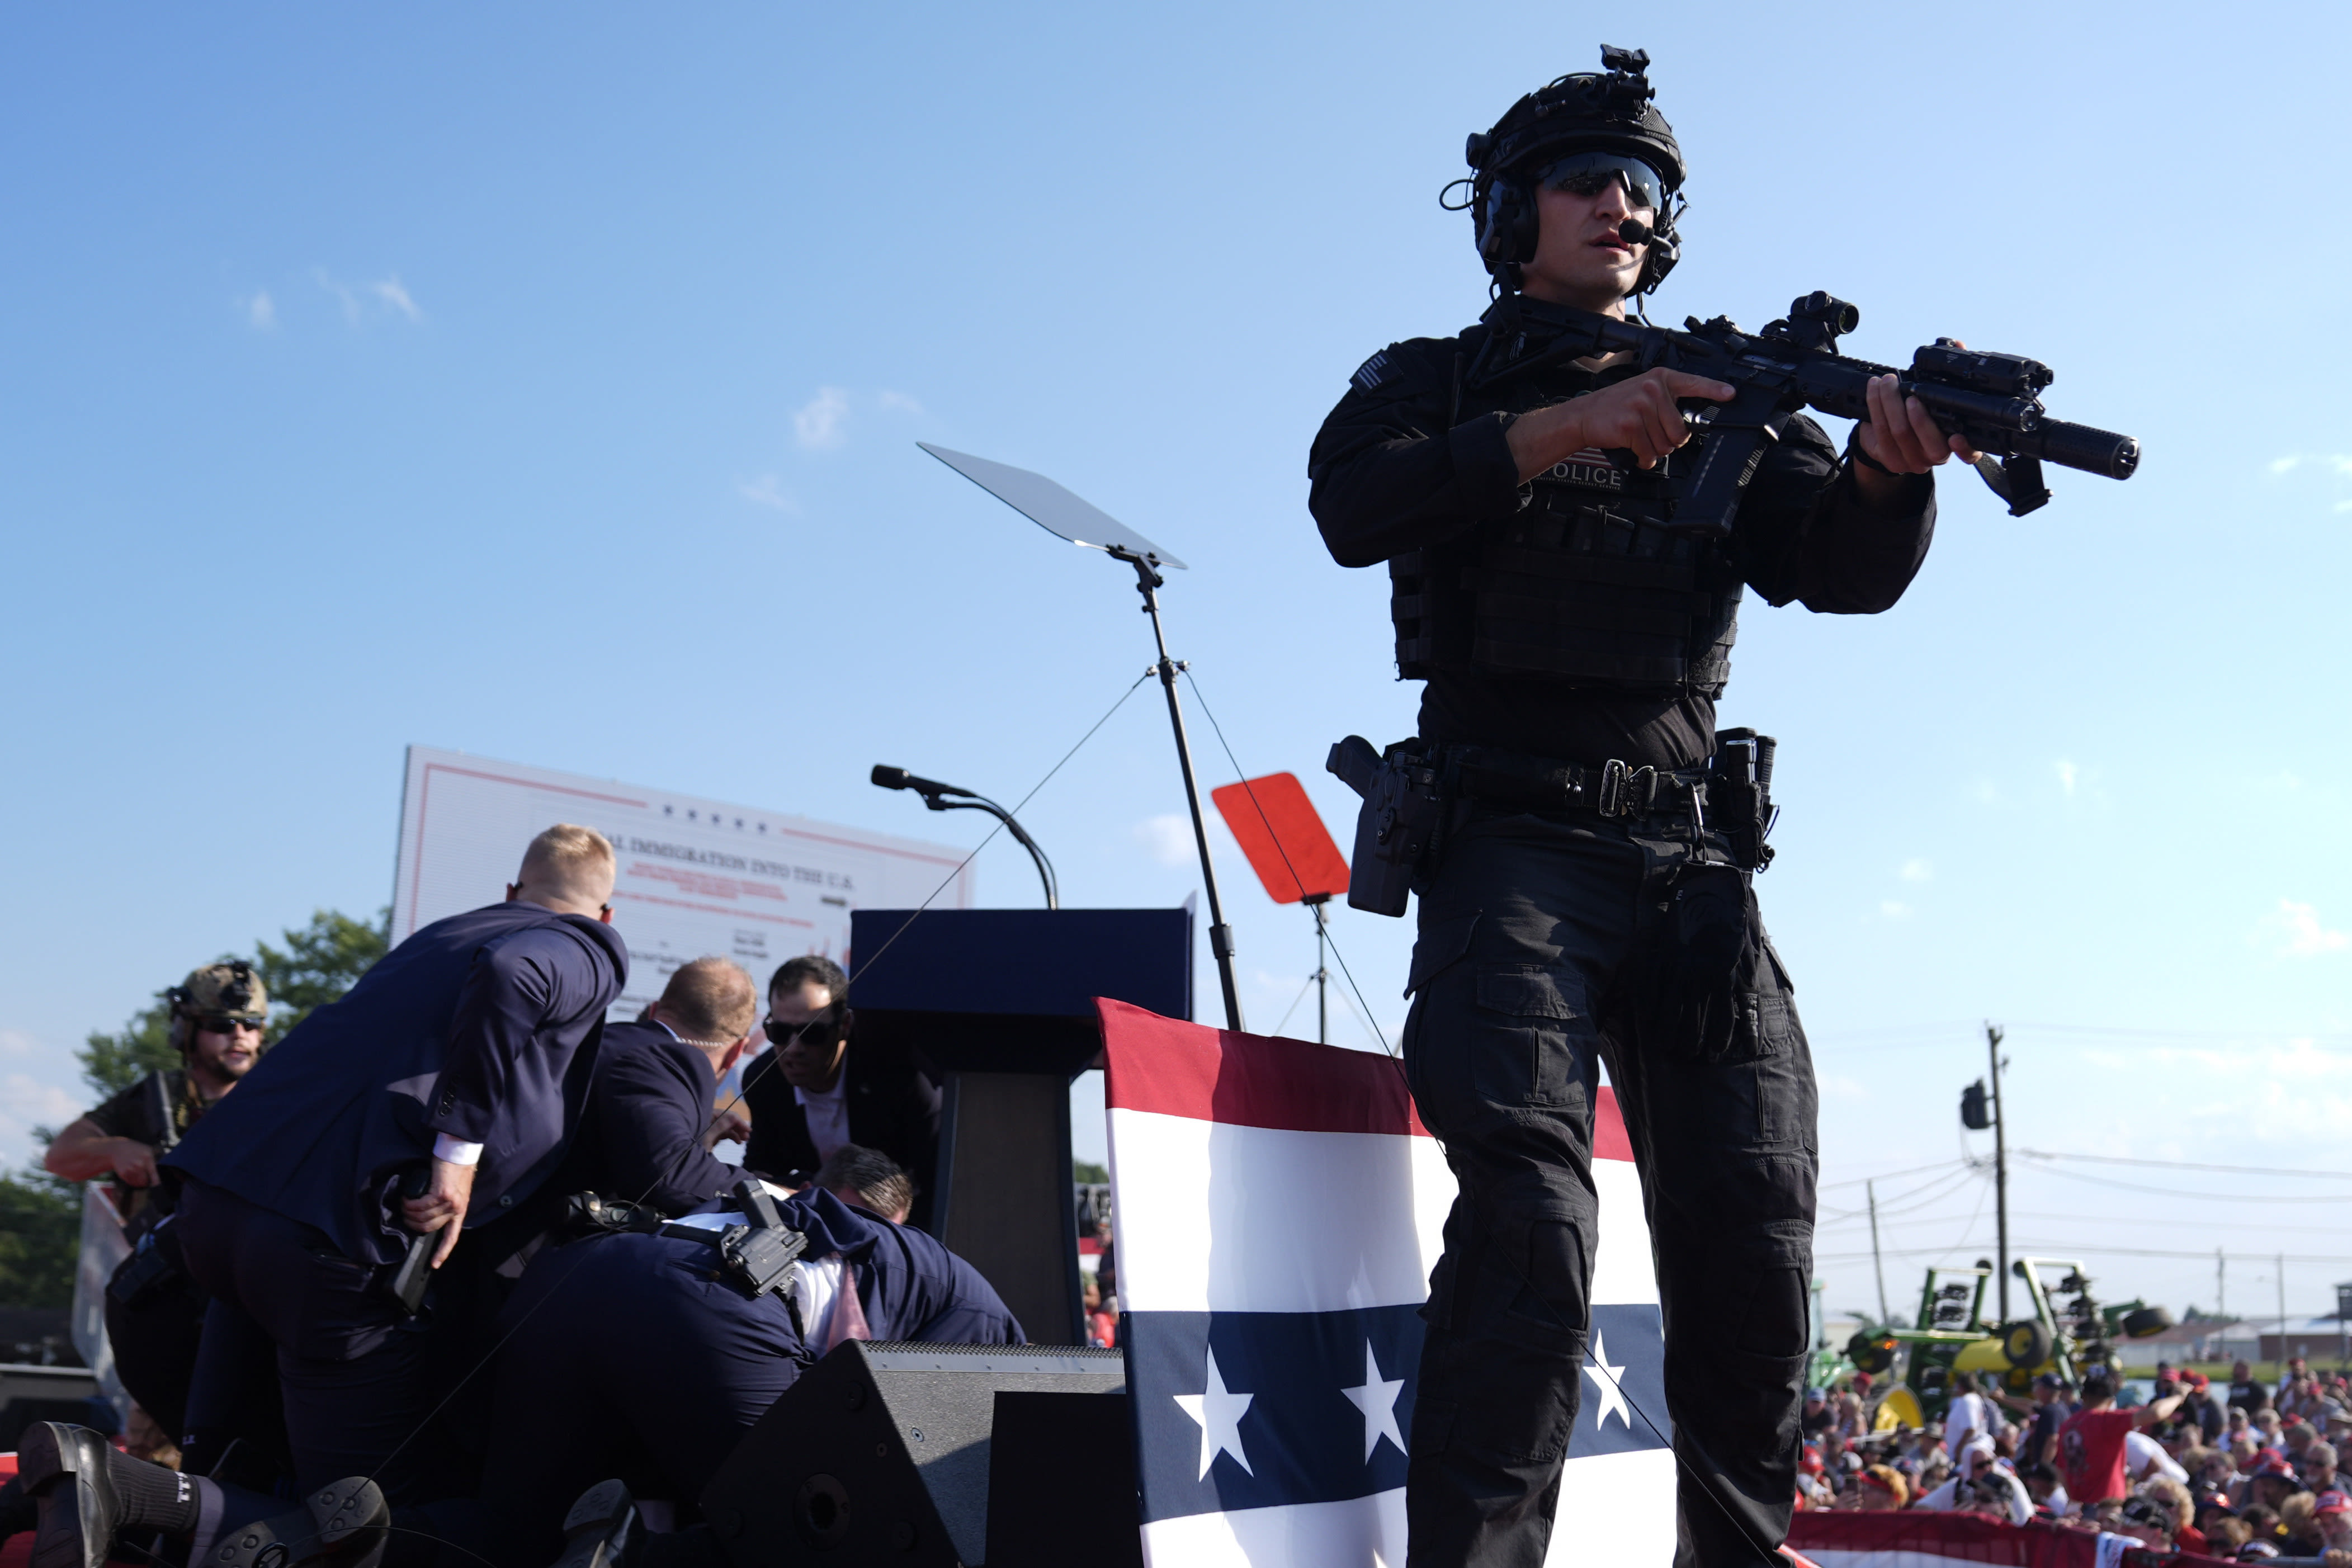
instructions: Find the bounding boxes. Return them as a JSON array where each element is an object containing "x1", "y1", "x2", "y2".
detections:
[
  {"x1": 0, "y1": 824, "x2": 1017, "y2": 1568},
  {"x1": 1797, "y1": 1361, "x2": 2352, "y2": 1561}
]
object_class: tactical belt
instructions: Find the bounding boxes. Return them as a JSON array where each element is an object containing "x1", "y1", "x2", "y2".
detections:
[
  {"x1": 564, "y1": 1179, "x2": 808, "y2": 1300},
  {"x1": 1447, "y1": 744, "x2": 1709, "y2": 820}
]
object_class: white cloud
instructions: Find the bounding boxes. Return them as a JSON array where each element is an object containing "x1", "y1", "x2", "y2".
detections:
[
  {"x1": 2267, "y1": 454, "x2": 2352, "y2": 476},
  {"x1": 1877, "y1": 900, "x2": 1911, "y2": 920},
  {"x1": 1135, "y1": 814, "x2": 1196, "y2": 867},
  {"x1": 876, "y1": 390, "x2": 924, "y2": 415},
  {"x1": 2257, "y1": 899, "x2": 2350, "y2": 958},
  {"x1": 1, "y1": 1071, "x2": 82, "y2": 1131},
  {"x1": 370, "y1": 276, "x2": 422, "y2": 322},
  {"x1": 2055, "y1": 759, "x2": 2077, "y2": 796},
  {"x1": 314, "y1": 270, "x2": 422, "y2": 326},
  {"x1": 794, "y1": 387, "x2": 851, "y2": 450},
  {"x1": 244, "y1": 291, "x2": 276, "y2": 330},
  {"x1": 1899, "y1": 858, "x2": 1933, "y2": 883},
  {"x1": 2335, "y1": 499, "x2": 2352, "y2": 514},
  {"x1": 0, "y1": 1027, "x2": 36, "y2": 1058},
  {"x1": 2119, "y1": 1037, "x2": 2352, "y2": 1143},
  {"x1": 1819, "y1": 1073, "x2": 1870, "y2": 1103},
  {"x1": 737, "y1": 475, "x2": 797, "y2": 513}
]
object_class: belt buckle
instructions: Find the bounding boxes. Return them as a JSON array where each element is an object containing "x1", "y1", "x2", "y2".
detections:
[{"x1": 1598, "y1": 759, "x2": 1662, "y2": 818}]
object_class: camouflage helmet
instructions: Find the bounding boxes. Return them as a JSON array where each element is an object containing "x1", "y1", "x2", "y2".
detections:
[{"x1": 169, "y1": 961, "x2": 268, "y2": 1031}]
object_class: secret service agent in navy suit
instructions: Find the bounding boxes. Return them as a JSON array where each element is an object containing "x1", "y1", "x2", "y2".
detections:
[
  {"x1": 544, "y1": 956, "x2": 758, "y2": 1217},
  {"x1": 479, "y1": 1178, "x2": 1021, "y2": 1568},
  {"x1": 165, "y1": 825, "x2": 629, "y2": 1502}
]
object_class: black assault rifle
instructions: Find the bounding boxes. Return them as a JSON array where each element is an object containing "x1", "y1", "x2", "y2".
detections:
[{"x1": 1472, "y1": 291, "x2": 2140, "y2": 530}]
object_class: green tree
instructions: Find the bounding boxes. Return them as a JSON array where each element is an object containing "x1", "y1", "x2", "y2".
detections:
[
  {"x1": 70, "y1": 907, "x2": 391, "y2": 1097},
  {"x1": 254, "y1": 907, "x2": 390, "y2": 1043},
  {"x1": 0, "y1": 1164, "x2": 80, "y2": 1309},
  {"x1": 9, "y1": 908, "x2": 392, "y2": 1308},
  {"x1": 77, "y1": 993, "x2": 182, "y2": 1101}
]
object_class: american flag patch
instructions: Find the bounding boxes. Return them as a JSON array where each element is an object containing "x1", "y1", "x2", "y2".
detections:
[{"x1": 1349, "y1": 351, "x2": 1392, "y2": 393}]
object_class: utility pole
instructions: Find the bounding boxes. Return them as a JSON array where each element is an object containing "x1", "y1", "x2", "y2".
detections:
[
  {"x1": 1987, "y1": 1022, "x2": 2010, "y2": 1321},
  {"x1": 1869, "y1": 1179, "x2": 1890, "y2": 1325},
  {"x1": 2217, "y1": 1248, "x2": 2226, "y2": 1325},
  {"x1": 2278, "y1": 1254, "x2": 2288, "y2": 1375}
]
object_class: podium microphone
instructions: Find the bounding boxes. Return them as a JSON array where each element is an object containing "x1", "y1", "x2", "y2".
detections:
[{"x1": 871, "y1": 764, "x2": 1060, "y2": 910}]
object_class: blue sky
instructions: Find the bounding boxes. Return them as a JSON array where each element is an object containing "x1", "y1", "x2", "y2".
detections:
[{"x1": 4, "y1": 4, "x2": 2349, "y2": 1324}]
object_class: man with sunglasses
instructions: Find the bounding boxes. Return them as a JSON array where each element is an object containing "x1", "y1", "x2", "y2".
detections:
[
  {"x1": 1309, "y1": 47, "x2": 1967, "y2": 1568},
  {"x1": 45, "y1": 962, "x2": 268, "y2": 1440},
  {"x1": 739, "y1": 955, "x2": 941, "y2": 1230}
]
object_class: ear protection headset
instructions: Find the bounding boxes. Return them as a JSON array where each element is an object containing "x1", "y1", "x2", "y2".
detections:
[{"x1": 1451, "y1": 45, "x2": 1688, "y2": 300}]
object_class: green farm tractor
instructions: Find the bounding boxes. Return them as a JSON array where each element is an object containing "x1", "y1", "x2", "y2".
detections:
[{"x1": 1843, "y1": 1257, "x2": 2175, "y2": 1431}]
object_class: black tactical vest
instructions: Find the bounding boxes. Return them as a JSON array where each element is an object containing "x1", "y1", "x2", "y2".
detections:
[{"x1": 1391, "y1": 332, "x2": 1744, "y2": 697}]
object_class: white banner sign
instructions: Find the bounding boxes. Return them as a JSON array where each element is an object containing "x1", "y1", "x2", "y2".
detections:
[{"x1": 390, "y1": 745, "x2": 976, "y2": 1018}]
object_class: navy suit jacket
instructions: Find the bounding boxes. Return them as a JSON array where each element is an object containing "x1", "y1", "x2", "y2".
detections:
[
  {"x1": 166, "y1": 901, "x2": 627, "y2": 1263},
  {"x1": 551, "y1": 1019, "x2": 740, "y2": 1216}
]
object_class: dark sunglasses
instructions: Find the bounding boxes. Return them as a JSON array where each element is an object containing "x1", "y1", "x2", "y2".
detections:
[
  {"x1": 1536, "y1": 150, "x2": 1668, "y2": 214},
  {"x1": 195, "y1": 1016, "x2": 264, "y2": 1036},
  {"x1": 764, "y1": 1011, "x2": 844, "y2": 1050}
]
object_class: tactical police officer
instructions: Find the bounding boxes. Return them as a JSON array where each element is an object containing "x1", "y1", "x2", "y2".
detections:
[
  {"x1": 1309, "y1": 49, "x2": 1970, "y2": 1568},
  {"x1": 44, "y1": 962, "x2": 267, "y2": 1441}
]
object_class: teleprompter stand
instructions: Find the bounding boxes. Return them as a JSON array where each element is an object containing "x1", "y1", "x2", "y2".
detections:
[{"x1": 918, "y1": 442, "x2": 1245, "y2": 1032}]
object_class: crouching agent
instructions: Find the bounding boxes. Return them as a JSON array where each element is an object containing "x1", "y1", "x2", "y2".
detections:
[{"x1": 480, "y1": 1173, "x2": 1021, "y2": 1568}]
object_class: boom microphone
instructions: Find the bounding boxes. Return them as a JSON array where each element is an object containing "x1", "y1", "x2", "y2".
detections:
[
  {"x1": 870, "y1": 764, "x2": 969, "y2": 798},
  {"x1": 1617, "y1": 218, "x2": 1653, "y2": 246}
]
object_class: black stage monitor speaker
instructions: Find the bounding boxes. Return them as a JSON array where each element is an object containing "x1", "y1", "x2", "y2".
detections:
[
  {"x1": 701, "y1": 1340, "x2": 1131, "y2": 1567},
  {"x1": 984, "y1": 1389, "x2": 1143, "y2": 1568}
]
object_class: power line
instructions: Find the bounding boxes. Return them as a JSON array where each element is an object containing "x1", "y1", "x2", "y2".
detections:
[
  {"x1": 2016, "y1": 1149, "x2": 2352, "y2": 1181},
  {"x1": 1810, "y1": 1021, "x2": 2350, "y2": 1053},
  {"x1": 1816, "y1": 1241, "x2": 2352, "y2": 1264},
  {"x1": 1820, "y1": 1158, "x2": 1970, "y2": 1192},
  {"x1": 1821, "y1": 1208, "x2": 2352, "y2": 1238},
  {"x1": 1818, "y1": 1163, "x2": 1980, "y2": 1220},
  {"x1": 2020, "y1": 1165, "x2": 2352, "y2": 1205}
]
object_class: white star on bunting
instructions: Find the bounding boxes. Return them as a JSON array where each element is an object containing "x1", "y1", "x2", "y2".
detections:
[
  {"x1": 1339, "y1": 1340, "x2": 1406, "y2": 1462},
  {"x1": 1174, "y1": 1347, "x2": 1255, "y2": 1480},
  {"x1": 1581, "y1": 1329, "x2": 1631, "y2": 1430}
]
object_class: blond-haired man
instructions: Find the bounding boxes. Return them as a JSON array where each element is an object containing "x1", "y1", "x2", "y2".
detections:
[{"x1": 162, "y1": 824, "x2": 628, "y2": 1507}]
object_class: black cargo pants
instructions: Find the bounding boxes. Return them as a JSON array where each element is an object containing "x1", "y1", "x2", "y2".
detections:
[{"x1": 1400, "y1": 809, "x2": 1817, "y2": 1568}]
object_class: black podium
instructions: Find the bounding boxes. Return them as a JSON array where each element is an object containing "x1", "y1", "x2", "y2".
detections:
[{"x1": 849, "y1": 908, "x2": 1191, "y2": 1344}]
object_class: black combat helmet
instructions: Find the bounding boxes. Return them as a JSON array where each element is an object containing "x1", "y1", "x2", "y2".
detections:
[{"x1": 1454, "y1": 45, "x2": 1687, "y2": 298}]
